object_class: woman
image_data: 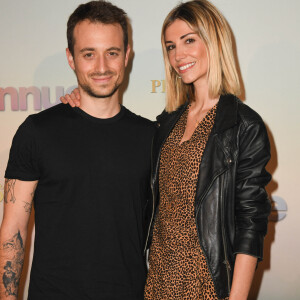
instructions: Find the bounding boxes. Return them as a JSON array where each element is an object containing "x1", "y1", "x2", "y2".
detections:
[
  {"x1": 62, "y1": 1, "x2": 271, "y2": 299},
  {"x1": 143, "y1": 1, "x2": 271, "y2": 299}
]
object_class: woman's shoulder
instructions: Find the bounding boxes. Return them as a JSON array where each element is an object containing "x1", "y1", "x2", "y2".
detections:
[
  {"x1": 227, "y1": 96, "x2": 268, "y2": 143},
  {"x1": 219, "y1": 94, "x2": 264, "y2": 127},
  {"x1": 236, "y1": 99, "x2": 264, "y2": 125}
]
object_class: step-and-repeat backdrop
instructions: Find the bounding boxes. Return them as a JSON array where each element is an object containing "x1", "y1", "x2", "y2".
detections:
[{"x1": 1, "y1": 0, "x2": 299, "y2": 299}]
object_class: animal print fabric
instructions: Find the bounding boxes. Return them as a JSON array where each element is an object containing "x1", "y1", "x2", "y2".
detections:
[{"x1": 145, "y1": 104, "x2": 228, "y2": 300}]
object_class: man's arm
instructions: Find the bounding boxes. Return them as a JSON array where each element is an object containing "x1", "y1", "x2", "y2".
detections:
[{"x1": 0, "y1": 179, "x2": 37, "y2": 299}]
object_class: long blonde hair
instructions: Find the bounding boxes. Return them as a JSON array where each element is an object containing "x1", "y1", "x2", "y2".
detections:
[{"x1": 162, "y1": 0, "x2": 240, "y2": 112}]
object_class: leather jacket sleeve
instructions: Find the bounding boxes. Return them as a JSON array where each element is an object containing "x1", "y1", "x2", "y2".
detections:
[{"x1": 234, "y1": 119, "x2": 271, "y2": 261}]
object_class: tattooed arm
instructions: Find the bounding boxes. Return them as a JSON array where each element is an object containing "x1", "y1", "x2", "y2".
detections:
[{"x1": 0, "y1": 179, "x2": 38, "y2": 299}]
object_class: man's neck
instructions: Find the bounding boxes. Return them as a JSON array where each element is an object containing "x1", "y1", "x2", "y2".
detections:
[{"x1": 79, "y1": 92, "x2": 121, "y2": 119}]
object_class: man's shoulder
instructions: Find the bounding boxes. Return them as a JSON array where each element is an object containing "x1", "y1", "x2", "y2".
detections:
[
  {"x1": 13, "y1": 104, "x2": 75, "y2": 139},
  {"x1": 30, "y1": 103, "x2": 70, "y2": 120},
  {"x1": 26, "y1": 103, "x2": 73, "y2": 127},
  {"x1": 123, "y1": 106, "x2": 155, "y2": 130}
]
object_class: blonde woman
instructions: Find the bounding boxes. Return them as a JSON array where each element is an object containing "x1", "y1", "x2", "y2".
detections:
[
  {"x1": 143, "y1": 1, "x2": 271, "y2": 299},
  {"x1": 61, "y1": 1, "x2": 271, "y2": 299}
]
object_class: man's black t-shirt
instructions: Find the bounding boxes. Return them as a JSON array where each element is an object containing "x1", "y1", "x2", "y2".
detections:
[{"x1": 5, "y1": 104, "x2": 155, "y2": 300}]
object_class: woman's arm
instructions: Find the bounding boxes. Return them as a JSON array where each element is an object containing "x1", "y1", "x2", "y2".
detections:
[
  {"x1": 234, "y1": 119, "x2": 271, "y2": 260},
  {"x1": 231, "y1": 115, "x2": 271, "y2": 298},
  {"x1": 229, "y1": 254, "x2": 257, "y2": 300}
]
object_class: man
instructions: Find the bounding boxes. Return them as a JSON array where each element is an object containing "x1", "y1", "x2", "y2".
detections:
[{"x1": 0, "y1": 1, "x2": 154, "y2": 299}]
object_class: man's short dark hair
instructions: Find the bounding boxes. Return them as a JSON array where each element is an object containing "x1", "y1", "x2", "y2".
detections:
[{"x1": 67, "y1": 0, "x2": 128, "y2": 56}]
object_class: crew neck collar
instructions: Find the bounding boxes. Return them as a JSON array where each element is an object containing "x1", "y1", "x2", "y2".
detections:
[{"x1": 72, "y1": 104, "x2": 126, "y2": 124}]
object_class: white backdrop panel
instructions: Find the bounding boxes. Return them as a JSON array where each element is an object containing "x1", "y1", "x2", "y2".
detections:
[{"x1": 0, "y1": 1, "x2": 299, "y2": 299}]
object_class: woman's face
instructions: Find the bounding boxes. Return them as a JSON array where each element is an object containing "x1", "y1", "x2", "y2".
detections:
[{"x1": 164, "y1": 19, "x2": 208, "y2": 87}]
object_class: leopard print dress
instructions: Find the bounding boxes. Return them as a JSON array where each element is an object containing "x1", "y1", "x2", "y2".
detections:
[{"x1": 144, "y1": 104, "x2": 228, "y2": 300}]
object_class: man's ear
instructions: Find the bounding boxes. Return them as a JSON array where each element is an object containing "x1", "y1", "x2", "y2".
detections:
[
  {"x1": 66, "y1": 48, "x2": 75, "y2": 71},
  {"x1": 124, "y1": 45, "x2": 131, "y2": 67}
]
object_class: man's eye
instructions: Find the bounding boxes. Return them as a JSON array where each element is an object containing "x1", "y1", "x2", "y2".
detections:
[
  {"x1": 84, "y1": 53, "x2": 93, "y2": 58},
  {"x1": 108, "y1": 52, "x2": 118, "y2": 56}
]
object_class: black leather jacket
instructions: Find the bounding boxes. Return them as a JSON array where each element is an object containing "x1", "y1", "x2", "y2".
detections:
[{"x1": 144, "y1": 94, "x2": 271, "y2": 299}]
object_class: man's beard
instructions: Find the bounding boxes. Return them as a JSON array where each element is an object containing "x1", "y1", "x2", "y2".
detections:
[
  {"x1": 78, "y1": 71, "x2": 121, "y2": 98},
  {"x1": 80, "y1": 82, "x2": 121, "y2": 98}
]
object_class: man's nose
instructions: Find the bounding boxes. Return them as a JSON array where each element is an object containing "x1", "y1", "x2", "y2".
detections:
[{"x1": 94, "y1": 54, "x2": 108, "y2": 73}]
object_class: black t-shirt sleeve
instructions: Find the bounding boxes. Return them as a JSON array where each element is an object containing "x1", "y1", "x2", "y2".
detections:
[{"x1": 5, "y1": 116, "x2": 40, "y2": 181}]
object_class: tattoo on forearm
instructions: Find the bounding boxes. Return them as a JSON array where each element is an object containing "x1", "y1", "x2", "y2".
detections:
[
  {"x1": 23, "y1": 202, "x2": 32, "y2": 214},
  {"x1": 4, "y1": 179, "x2": 17, "y2": 204},
  {"x1": 25, "y1": 183, "x2": 37, "y2": 213},
  {"x1": 2, "y1": 231, "x2": 24, "y2": 297}
]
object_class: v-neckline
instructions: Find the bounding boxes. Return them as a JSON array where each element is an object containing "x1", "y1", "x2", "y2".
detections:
[{"x1": 179, "y1": 103, "x2": 216, "y2": 146}]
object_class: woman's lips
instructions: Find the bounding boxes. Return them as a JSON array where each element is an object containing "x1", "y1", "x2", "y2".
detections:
[{"x1": 178, "y1": 62, "x2": 196, "y2": 73}]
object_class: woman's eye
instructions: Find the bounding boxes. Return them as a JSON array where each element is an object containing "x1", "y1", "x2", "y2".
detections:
[
  {"x1": 186, "y1": 38, "x2": 195, "y2": 44},
  {"x1": 166, "y1": 45, "x2": 175, "y2": 51}
]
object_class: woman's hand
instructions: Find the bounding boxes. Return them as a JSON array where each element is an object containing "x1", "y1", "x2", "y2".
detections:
[{"x1": 60, "y1": 88, "x2": 81, "y2": 107}]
